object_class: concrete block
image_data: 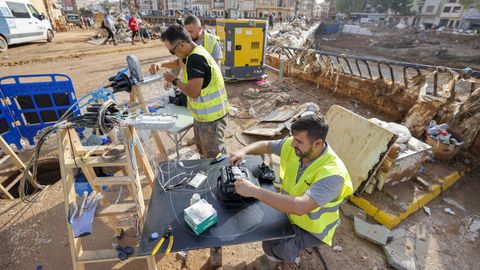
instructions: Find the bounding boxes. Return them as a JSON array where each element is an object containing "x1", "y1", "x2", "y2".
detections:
[
  {"x1": 384, "y1": 246, "x2": 417, "y2": 270},
  {"x1": 341, "y1": 202, "x2": 367, "y2": 220},
  {"x1": 354, "y1": 216, "x2": 390, "y2": 246}
]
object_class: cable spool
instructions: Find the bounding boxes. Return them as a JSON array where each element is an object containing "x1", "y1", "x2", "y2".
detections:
[{"x1": 98, "y1": 100, "x2": 122, "y2": 134}]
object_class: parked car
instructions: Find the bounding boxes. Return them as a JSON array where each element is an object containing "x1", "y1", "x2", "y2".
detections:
[{"x1": 0, "y1": 0, "x2": 54, "y2": 52}]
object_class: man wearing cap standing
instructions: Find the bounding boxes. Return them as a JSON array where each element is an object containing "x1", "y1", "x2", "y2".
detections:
[{"x1": 150, "y1": 25, "x2": 229, "y2": 158}]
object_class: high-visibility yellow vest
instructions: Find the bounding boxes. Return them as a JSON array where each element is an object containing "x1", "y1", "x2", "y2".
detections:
[
  {"x1": 203, "y1": 32, "x2": 220, "y2": 56},
  {"x1": 182, "y1": 46, "x2": 229, "y2": 122},
  {"x1": 279, "y1": 137, "x2": 353, "y2": 246}
]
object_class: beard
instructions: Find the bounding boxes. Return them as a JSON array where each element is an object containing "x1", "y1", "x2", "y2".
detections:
[{"x1": 294, "y1": 146, "x2": 313, "y2": 159}]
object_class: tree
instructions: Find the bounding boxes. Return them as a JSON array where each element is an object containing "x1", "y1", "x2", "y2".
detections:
[
  {"x1": 336, "y1": 0, "x2": 367, "y2": 13},
  {"x1": 459, "y1": 0, "x2": 480, "y2": 9},
  {"x1": 373, "y1": 0, "x2": 413, "y2": 16}
]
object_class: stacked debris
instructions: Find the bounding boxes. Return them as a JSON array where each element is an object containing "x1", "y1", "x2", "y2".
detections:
[{"x1": 268, "y1": 19, "x2": 320, "y2": 49}]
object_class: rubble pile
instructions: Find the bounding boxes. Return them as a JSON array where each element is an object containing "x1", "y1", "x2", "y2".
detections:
[{"x1": 269, "y1": 20, "x2": 320, "y2": 48}]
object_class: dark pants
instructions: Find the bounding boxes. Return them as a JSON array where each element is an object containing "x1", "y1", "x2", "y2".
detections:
[
  {"x1": 193, "y1": 116, "x2": 227, "y2": 158},
  {"x1": 262, "y1": 225, "x2": 323, "y2": 262},
  {"x1": 131, "y1": 29, "x2": 145, "y2": 43},
  {"x1": 104, "y1": 27, "x2": 116, "y2": 44}
]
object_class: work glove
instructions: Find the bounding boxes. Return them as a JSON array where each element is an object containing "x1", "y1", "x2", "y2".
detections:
[{"x1": 68, "y1": 191, "x2": 103, "y2": 238}]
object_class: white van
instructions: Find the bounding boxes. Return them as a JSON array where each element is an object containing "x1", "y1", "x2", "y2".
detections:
[{"x1": 0, "y1": 0, "x2": 54, "y2": 52}]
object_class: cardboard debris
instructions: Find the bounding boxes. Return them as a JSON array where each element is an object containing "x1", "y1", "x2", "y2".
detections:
[{"x1": 326, "y1": 105, "x2": 397, "y2": 192}]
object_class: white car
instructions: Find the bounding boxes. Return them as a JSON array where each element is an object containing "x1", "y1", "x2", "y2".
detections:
[{"x1": 0, "y1": 0, "x2": 54, "y2": 52}]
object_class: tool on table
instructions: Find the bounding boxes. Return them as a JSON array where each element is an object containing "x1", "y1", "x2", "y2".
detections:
[
  {"x1": 210, "y1": 153, "x2": 227, "y2": 165},
  {"x1": 112, "y1": 243, "x2": 134, "y2": 261},
  {"x1": 151, "y1": 226, "x2": 174, "y2": 256}
]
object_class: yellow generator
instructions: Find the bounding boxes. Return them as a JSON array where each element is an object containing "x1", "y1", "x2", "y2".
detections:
[{"x1": 216, "y1": 19, "x2": 267, "y2": 81}]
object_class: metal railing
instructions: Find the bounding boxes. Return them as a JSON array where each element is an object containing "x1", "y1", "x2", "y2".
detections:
[{"x1": 271, "y1": 46, "x2": 479, "y2": 97}]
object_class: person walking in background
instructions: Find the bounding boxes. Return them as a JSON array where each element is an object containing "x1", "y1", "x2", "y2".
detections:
[
  {"x1": 128, "y1": 15, "x2": 146, "y2": 45},
  {"x1": 101, "y1": 12, "x2": 117, "y2": 45}
]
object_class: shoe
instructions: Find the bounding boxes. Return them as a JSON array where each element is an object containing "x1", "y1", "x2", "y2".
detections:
[{"x1": 265, "y1": 253, "x2": 281, "y2": 263}]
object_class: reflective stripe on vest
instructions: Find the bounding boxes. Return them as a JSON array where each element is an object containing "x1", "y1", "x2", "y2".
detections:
[
  {"x1": 279, "y1": 137, "x2": 353, "y2": 246},
  {"x1": 203, "y1": 32, "x2": 219, "y2": 55},
  {"x1": 182, "y1": 46, "x2": 229, "y2": 122}
]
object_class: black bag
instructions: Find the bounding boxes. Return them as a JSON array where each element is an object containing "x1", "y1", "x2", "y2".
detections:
[{"x1": 169, "y1": 89, "x2": 187, "y2": 107}]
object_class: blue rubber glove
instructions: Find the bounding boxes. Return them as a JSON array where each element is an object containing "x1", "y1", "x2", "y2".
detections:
[{"x1": 68, "y1": 191, "x2": 103, "y2": 238}]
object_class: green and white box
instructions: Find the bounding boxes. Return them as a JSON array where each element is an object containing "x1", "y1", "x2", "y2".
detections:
[{"x1": 184, "y1": 199, "x2": 217, "y2": 235}]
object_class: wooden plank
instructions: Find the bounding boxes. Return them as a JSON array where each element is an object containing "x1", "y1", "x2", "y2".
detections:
[
  {"x1": 57, "y1": 129, "x2": 85, "y2": 269},
  {"x1": 93, "y1": 175, "x2": 147, "y2": 186},
  {"x1": 146, "y1": 255, "x2": 158, "y2": 270},
  {"x1": 121, "y1": 126, "x2": 146, "y2": 230},
  {"x1": 326, "y1": 105, "x2": 397, "y2": 192},
  {"x1": 0, "y1": 154, "x2": 11, "y2": 165},
  {"x1": 0, "y1": 183, "x2": 14, "y2": 199},
  {"x1": 97, "y1": 202, "x2": 138, "y2": 217},
  {"x1": 65, "y1": 156, "x2": 129, "y2": 168},
  {"x1": 5, "y1": 172, "x2": 23, "y2": 190},
  {"x1": 0, "y1": 136, "x2": 26, "y2": 170},
  {"x1": 131, "y1": 126, "x2": 155, "y2": 187},
  {"x1": 74, "y1": 145, "x2": 124, "y2": 156},
  {"x1": 77, "y1": 248, "x2": 147, "y2": 263}
]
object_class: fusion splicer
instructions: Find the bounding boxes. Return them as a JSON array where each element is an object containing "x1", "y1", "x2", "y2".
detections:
[{"x1": 217, "y1": 165, "x2": 260, "y2": 202}]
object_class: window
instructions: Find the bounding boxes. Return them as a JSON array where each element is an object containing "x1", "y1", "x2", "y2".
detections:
[
  {"x1": 0, "y1": 6, "x2": 13, "y2": 17},
  {"x1": 447, "y1": 0, "x2": 456, "y2": 3},
  {"x1": 426, "y1": 6, "x2": 434, "y2": 12},
  {"x1": 6, "y1": 1, "x2": 30, "y2": 18},
  {"x1": 452, "y1": 6, "x2": 461, "y2": 13},
  {"x1": 27, "y1": 4, "x2": 41, "y2": 20},
  {"x1": 443, "y1": 6, "x2": 451, "y2": 12}
]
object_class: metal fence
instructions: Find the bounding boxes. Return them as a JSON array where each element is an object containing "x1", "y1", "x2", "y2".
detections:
[{"x1": 270, "y1": 46, "x2": 479, "y2": 97}]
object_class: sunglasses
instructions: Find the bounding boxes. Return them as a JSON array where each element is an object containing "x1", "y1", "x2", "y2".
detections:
[{"x1": 169, "y1": 41, "x2": 183, "y2": 55}]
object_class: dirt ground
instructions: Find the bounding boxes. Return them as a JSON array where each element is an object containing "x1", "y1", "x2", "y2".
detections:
[
  {"x1": 318, "y1": 31, "x2": 480, "y2": 71},
  {"x1": 0, "y1": 31, "x2": 479, "y2": 270}
]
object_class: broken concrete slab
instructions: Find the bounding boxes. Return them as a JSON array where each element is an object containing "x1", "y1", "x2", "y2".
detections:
[
  {"x1": 354, "y1": 216, "x2": 390, "y2": 246},
  {"x1": 384, "y1": 246, "x2": 417, "y2": 270},
  {"x1": 384, "y1": 226, "x2": 419, "y2": 270},
  {"x1": 341, "y1": 202, "x2": 367, "y2": 220}
]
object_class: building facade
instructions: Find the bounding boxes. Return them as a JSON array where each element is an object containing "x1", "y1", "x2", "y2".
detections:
[
  {"x1": 256, "y1": 0, "x2": 295, "y2": 20},
  {"x1": 238, "y1": 0, "x2": 255, "y2": 18},
  {"x1": 460, "y1": 7, "x2": 480, "y2": 30},
  {"x1": 410, "y1": 0, "x2": 466, "y2": 28}
]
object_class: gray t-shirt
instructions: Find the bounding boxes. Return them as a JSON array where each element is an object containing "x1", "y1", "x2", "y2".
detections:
[
  {"x1": 270, "y1": 138, "x2": 343, "y2": 207},
  {"x1": 195, "y1": 32, "x2": 222, "y2": 61}
]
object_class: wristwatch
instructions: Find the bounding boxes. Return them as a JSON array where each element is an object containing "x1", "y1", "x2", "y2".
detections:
[{"x1": 172, "y1": 78, "x2": 179, "y2": 87}]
